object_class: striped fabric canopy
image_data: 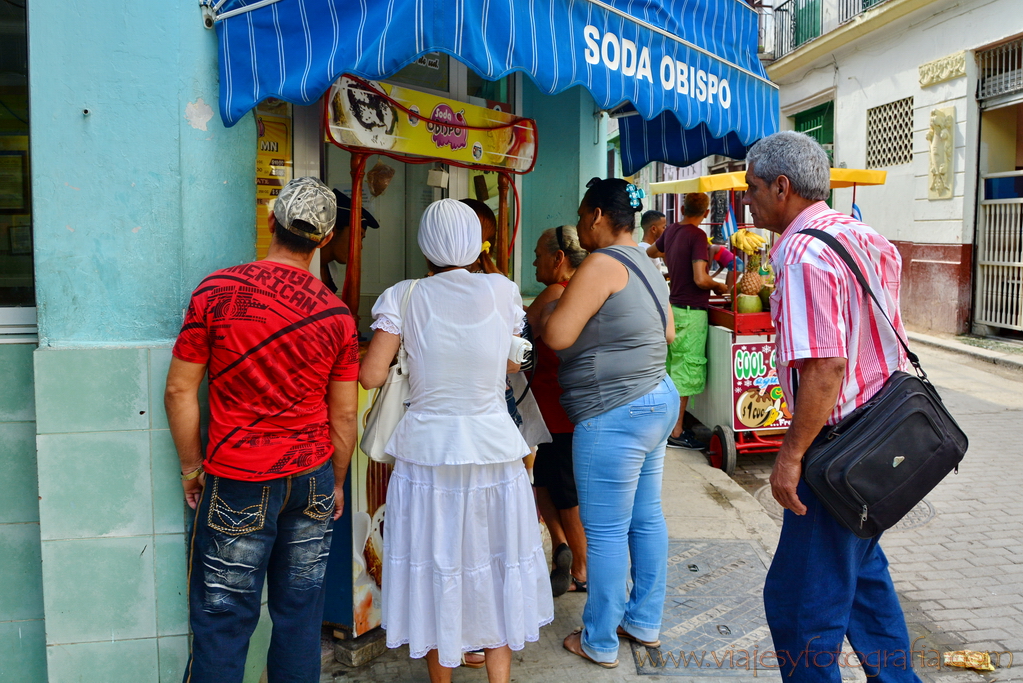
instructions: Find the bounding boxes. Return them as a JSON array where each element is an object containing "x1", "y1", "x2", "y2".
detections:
[{"x1": 208, "y1": 0, "x2": 778, "y2": 173}]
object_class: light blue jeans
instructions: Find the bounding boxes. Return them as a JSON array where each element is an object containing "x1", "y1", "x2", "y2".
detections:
[{"x1": 573, "y1": 377, "x2": 678, "y2": 663}]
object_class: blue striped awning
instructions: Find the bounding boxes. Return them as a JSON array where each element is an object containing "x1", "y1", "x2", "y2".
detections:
[{"x1": 207, "y1": 0, "x2": 778, "y2": 173}]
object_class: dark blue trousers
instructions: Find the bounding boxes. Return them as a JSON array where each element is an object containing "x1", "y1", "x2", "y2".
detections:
[
  {"x1": 183, "y1": 462, "x2": 335, "y2": 683},
  {"x1": 763, "y1": 480, "x2": 922, "y2": 683}
]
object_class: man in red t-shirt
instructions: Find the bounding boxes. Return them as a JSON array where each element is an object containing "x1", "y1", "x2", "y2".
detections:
[
  {"x1": 648, "y1": 193, "x2": 728, "y2": 450},
  {"x1": 165, "y1": 177, "x2": 359, "y2": 683}
]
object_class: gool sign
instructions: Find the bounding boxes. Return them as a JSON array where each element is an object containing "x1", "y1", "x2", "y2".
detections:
[
  {"x1": 731, "y1": 343, "x2": 791, "y2": 432},
  {"x1": 582, "y1": 25, "x2": 732, "y2": 108}
]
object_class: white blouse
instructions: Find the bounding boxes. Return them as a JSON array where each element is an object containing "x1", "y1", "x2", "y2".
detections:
[{"x1": 370, "y1": 270, "x2": 529, "y2": 466}]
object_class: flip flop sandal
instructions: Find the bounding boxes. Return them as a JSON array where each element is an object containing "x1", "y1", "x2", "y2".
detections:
[
  {"x1": 461, "y1": 650, "x2": 486, "y2": 669},
  {"x1": 567, "y1": 576, "x2": 587, "y2": 593},
  {"x1": 550, "y1": 543, "x2": 573, "y2": 597},
  {"x1": 563, "y1": 628, "x2": 619, "y2": 669},
  {"x1": 616, "y1": 626, "x2": 661, "y2": 648}
]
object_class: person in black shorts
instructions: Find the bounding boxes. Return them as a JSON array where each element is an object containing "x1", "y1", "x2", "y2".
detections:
[{"x1": 526, "y1": 225, "x2": 589, "y2": 596}]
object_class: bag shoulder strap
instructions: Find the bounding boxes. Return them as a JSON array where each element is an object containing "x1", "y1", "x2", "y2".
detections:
[
  {"x1": 798, "y1": 229, "x2": 924, "y2": 377},
  {"x1": 596, "y1": 247, "x2": 668, "y2": 329},
  {"x1": 396, "y1": 279, "x2": 419, "y2": 373}
]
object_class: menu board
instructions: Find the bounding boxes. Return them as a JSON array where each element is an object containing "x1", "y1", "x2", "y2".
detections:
[
  {"x1": 731, "y1": 342, "x2": 792, "y2": 432},
  {"x1": 255, "y1": 109, "x2": 293, "y2": 259}
]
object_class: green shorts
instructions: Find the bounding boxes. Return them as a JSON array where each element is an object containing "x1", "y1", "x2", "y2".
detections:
[{"x1": 666, "y1": 306, "x2": 709, "y2": 397}]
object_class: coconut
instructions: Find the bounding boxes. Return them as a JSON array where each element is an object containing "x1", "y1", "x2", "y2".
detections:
[
  {"x1": 759, "y1": 285, "x2": 774, "y2": 310},
  {"x1": 736, "y1": 293, "x2": 763, "y2": 314}
]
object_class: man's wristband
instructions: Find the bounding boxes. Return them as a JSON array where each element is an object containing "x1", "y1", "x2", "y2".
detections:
[{"x1": 181, "y1": 464, "x2": 204, "y2": 481}]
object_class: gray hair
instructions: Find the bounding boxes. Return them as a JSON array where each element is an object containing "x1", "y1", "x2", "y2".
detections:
[
  {"x1": 745, "y1": 131, "x2": 831, "y2": 202},
  {"x1": 540, "y1": 225, "x2": 588, "y2": 268}
]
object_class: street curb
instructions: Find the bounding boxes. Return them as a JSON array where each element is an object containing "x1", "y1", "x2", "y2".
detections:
[{"x1": 907, "y1": 331, "x2": 1023, "y2": 372}]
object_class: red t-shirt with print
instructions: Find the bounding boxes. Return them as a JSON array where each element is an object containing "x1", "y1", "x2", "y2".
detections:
[{"x1": 172, "y1": 261, "x2": 359, "y2": 481}]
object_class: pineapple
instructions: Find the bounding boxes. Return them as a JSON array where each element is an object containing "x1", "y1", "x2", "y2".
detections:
[{"x1": 740, "y1": 252, "x2": 764, "y2": 296}]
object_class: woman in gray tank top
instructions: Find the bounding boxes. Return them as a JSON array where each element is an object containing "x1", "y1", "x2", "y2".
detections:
[{"x1": 543, "y1": 178, "x2": 680, "y2": 668}]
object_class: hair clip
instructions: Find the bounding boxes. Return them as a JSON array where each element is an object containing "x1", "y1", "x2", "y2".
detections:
[
  {"x1": 481, "y1": 241, "x2": 491, "y2": 254},
  {"x1": 626, "y1": 184, "x2": 646, "y2": 208}
]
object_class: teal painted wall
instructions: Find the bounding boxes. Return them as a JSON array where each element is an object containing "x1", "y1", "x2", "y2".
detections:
[
  {"x1": 0, "y1": 344, "x2": 46, "y2": 683},
  {"x1": 520, "y1": 84, "x2": 607, "y2": 297},
  {"x1": 29, "y1": 0, "x2": 256, "y2": 346},
  {"x1": 25, "y1": 1, "x2": 263, "y2": 681}
]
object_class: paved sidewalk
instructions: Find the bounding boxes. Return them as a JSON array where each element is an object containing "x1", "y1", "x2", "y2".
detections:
[{"x1": 321, "y1": 448, "x2": 781, "y2": 682}]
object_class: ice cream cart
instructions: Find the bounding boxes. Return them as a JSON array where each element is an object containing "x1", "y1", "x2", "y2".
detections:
[{"x1": 649, "y1": 168, "x2": 886, "y2": 475}]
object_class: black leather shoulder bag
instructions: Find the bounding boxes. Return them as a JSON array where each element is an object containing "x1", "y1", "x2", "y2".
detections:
[{"x1": 796, "y1": 229, "x2": 968, "y2": 538}]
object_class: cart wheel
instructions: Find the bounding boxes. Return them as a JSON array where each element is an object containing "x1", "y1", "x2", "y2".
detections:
[{"x1": 709, "y1": 425, "x2": 737, "y2": 476}]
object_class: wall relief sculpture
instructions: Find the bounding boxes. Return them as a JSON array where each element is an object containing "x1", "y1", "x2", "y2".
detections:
[
  {"x1": 918, "y1": 52, "x2": 966, "y2": 88},
  {"x1": 926, "y1": 107, "x2": 955, "y2": 200}
]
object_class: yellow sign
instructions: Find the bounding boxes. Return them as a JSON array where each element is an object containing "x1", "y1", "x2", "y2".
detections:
[
  {"x1": 325, "y1": 76, "x2": 537, "y2": 172},
  {"x1": 255, "y1": 112, "x2": 293, "y2": 258}
]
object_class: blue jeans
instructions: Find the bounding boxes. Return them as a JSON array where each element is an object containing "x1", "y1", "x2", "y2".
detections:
[
  {"x1": 183, "y1": 461, "x2": 336, "y2": 683},
  {"x1": 763, "y1": 479, "x2": 922, "y2": 683},
  {"x1": 573, "y1": 378, "x2": 678, "y2": 663}
]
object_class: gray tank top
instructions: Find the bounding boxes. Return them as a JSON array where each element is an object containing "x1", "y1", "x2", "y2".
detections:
[{"x1": 556, "y1": 245, "x2": 669, "y2": 424}]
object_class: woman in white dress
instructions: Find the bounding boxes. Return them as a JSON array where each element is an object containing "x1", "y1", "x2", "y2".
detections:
[{"x1": 360, "y1": 199, "x2": 554, "y2": 683}]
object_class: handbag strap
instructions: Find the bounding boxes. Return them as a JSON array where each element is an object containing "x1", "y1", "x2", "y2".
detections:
[
  {"x1": 798, "y1": 229, "x2": 925, "y2": 379},
  {"x1": 595, "y1": 247, "x2": 668, "y2": 329},
  {"x1": 396, "y1": 279, "x2": 419, "y2": 374}
]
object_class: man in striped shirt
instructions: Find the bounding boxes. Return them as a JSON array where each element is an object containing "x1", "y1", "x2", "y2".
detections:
[{"x1": 743, "y1": 132, "x2": 920, "y2": 683}]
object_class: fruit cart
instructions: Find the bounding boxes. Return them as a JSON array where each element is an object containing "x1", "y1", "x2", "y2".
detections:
[{"x1": 649, "y1": 168, "x2": 886, "y2": 475}]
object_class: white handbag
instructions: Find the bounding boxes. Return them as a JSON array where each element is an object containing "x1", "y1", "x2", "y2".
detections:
[{"x1": 360, "y1": 280, "x2": 418, "y2": 465}]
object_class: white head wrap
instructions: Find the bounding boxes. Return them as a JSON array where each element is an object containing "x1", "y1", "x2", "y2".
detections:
[{"x1": 418, "y1": 199, "x2": 482, "y2": 268}]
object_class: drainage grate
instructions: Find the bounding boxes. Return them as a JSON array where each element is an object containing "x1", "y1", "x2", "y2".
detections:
[
  {"x1": 753, "y1": 485, "x2": 935, "y2": 531},
  {"x1": 634, "y1": 540, "x2": 773, "y2": 677}
]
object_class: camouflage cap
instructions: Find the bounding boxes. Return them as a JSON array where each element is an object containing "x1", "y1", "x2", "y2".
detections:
[{"x1": 273, "y1": 177, "x2": 337, "y2": 240}]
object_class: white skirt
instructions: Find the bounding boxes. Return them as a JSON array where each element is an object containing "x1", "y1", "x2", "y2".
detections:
[{"x1": 381, "y1": 458, "x2": 554, "y2": 668}]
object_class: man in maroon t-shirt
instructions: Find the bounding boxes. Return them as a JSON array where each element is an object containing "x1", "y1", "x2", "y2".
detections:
[
  {"x1": 165, "y1": 177, "x2": 359, "y2": 683},
  {"x1": 648, "y1": 192, "x2": 728, "y2": 450}
]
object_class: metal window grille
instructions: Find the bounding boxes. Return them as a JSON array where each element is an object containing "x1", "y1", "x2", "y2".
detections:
[
  {"x1": 978, "y1": 36, "x2": 1023, "y2": 101},
  {"x1": 975, "y1": 174, "x2": 1023, "y2": 331},
  {"x1": 865, "y1": 97, "x2": 914, "y2": 168}
]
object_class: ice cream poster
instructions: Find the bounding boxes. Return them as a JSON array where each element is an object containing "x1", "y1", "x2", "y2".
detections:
[
  {"x1": 731, "y1": 343, "x2": 791, "y2": 432},
  {"x1": 325, "y1": 76, "x2": 537, "y2": 172}
]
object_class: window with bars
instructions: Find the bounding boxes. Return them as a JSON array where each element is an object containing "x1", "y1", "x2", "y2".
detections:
[{"x1": 866, "y1": 97, "x2": 914, "y2": 168}]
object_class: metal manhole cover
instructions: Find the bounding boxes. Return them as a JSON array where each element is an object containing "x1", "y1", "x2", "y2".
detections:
[
  {"x1": 753, "y1": 485, "x2": 935, "y2": 531},
  {"x1": 634, "y1": 540, "x2": 771, "y2": 676}
]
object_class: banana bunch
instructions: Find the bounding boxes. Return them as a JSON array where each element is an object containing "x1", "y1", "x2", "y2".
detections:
[{"x1": 730, "y1": 229, "x2": 767, "y2": 255}]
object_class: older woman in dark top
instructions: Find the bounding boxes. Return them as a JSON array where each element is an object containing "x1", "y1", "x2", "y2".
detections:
[{"x1": 544, "y1": 178, "x2": 678, "y2": 668}]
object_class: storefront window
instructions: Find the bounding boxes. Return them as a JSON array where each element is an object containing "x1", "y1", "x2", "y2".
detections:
[{"x1": 0, "y1": 0, "x2": 32, "y2": 310}]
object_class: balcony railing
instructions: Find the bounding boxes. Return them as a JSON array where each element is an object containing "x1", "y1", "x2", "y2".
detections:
[
  {"x1": 838, "y1": 0, "x2": 890, "y2": 23},
  {"x1": 775, "y1": 0, "x2": 822, "y2": 59},
  {"x1": 773, "y1": 0, "x2": 894, "y2": 58}
]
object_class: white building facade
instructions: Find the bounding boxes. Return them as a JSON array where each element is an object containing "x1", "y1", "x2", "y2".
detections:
[{"x1": 764, "y1": 0, "x2": 1023, "y2": 335}]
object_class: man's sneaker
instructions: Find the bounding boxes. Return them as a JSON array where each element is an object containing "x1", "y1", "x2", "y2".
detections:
[{"x1": 667, "y1": 430, "x2": 706, "y2": 450}]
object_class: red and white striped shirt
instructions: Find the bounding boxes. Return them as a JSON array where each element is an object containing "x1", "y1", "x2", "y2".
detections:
[{"x1": 769, "y1": 202, "x2": 908, "y2": 425}]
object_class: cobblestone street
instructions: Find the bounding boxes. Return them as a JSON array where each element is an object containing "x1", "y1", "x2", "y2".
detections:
[{"x1": 731, "y1": 343, "x2": 1023, "y2": 681}]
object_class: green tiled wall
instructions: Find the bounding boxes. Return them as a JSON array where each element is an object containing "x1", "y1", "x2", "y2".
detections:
[
  {"x1": 34, "y1": 345, "x2": 191, "y2": 682},
  {"x1": 33, "y1": 345, "x2": 270, "y2": 683},
  {"x1": 0, "y1": 343, "x2": 45, "y2": 683}
]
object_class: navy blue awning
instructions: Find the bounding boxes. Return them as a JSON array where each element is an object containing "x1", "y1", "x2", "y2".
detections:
[{"x1": 207, "y1": 0, "x2": 778, "y2": 173}]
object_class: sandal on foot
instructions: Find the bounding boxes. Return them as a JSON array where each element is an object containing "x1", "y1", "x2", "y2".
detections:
[
  {"x1": 563, "y1": 628, "x2": 619, "y2": 669},
  {"x1": 550, "y1": 543, "x2": 573, "y2": 597},
  {"x1": 461, "y1": 650, "x2": 486, "y2": 669},
  {"x1": 616, "y1": 626, "x2": 661, "y2": 648},
  {"x1": 566, "y1": 576, "x2": 587, "y2": 593}
]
